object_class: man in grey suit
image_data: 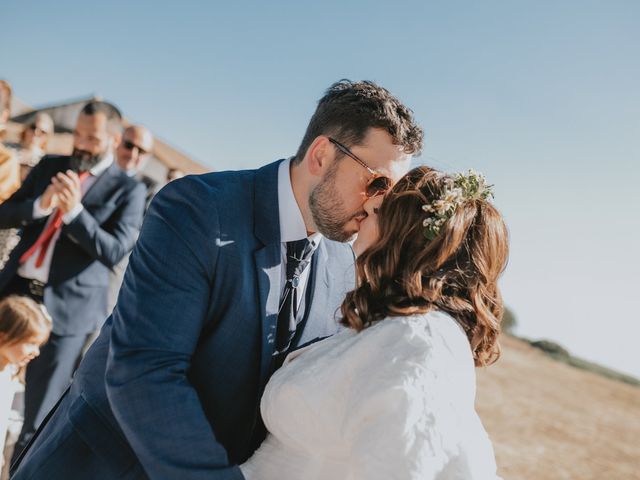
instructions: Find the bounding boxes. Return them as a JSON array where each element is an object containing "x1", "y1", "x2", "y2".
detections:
[{"x1": 11, "y1": 80, "x2": 423, "y2": 480}]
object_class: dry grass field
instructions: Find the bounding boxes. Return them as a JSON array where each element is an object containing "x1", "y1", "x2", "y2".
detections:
[{"x1": 476, "y1": 336, "x2": 640, "y2": 480}]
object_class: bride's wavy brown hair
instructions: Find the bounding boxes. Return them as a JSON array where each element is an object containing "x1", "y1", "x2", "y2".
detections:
[{"x1": 340, "y1": 166, "x2": 509, "y2": 366}]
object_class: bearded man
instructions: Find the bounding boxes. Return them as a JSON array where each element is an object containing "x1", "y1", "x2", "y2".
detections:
[
  {"x1": 10, "y1": 81, "x2": 422, "y2": 480},
  {"x1": 0, "y1": 100, "x2": 146, "y2": 461}
]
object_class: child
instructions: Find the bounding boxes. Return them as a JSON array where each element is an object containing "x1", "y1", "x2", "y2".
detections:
[{"x1": 0, "y1": 295, "x2": 51, "y2": 478}]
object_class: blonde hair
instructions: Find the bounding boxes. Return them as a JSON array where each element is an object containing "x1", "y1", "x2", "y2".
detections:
[{"x1": 0, "y1": 295, "x2": 52, "y2": 349}]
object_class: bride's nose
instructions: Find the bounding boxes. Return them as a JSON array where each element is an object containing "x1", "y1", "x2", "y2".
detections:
[{"x1": 363, "y1": 195, "x2": 383, "y2": 216}]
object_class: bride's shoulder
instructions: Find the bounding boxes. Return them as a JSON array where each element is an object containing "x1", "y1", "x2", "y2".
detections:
[
  {"x1": 366, "y1": 310, "x2": 466, "y2": 348},
  {"x1": 343, "y1": 311, "x2": 475, "y2": 402},
  {"x1": 353, "y1": 311, "x2": 471, "y2": 370}
]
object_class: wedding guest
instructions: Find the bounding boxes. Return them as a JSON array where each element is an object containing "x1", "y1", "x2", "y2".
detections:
[
  {"x1": 107, "y1": 125, "x2": 154, "y2": 315},
  {"x1": 1, "y1": 114, "x2": 55, "y2": 272},
  {"x1": 115, "y1": 124, "x2": 157, "y2": 211},
  {"x1": 0, "y1": 295, "x2": 51, "y2": 480},
  {"x1": 0, "y1": 80, "x2": 21, "y2": 272},
  {"x1": 0, "y1": 101, "x2": 147, "y2": 463},
  {"x1": 5, "y1": 113, "x2": 55, "y2": 182},
  {"x1": 115, "y1": 125, "x2": 154, "y2": 176}
]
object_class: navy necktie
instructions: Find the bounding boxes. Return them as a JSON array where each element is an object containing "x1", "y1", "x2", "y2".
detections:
[{"x1": 275, "y1": 238, "x2": 317, "y2": 355}]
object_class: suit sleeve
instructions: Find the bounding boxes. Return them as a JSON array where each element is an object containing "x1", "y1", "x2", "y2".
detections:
[
  {"x1": 105, "y1": 176, "x2": 244, "y2": 480},
  {"x1": 61, "y1": 181, "x2": 146, "y2": 268}
]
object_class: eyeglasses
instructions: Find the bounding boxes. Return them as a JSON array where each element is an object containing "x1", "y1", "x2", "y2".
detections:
[
  {"x1": 328, "y1": 137, "x2": 392, "y2": 198},
  {"x1": 122, "y1": 140, "x2": 149, "y2": 155}
]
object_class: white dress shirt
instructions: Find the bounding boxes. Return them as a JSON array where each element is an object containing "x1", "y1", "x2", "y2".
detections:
[
  {"x1": 18, "y1": 153, "x2": 114, "y2": 283},
  {"x1": 277, "y1": 158, "x2": 322, "y2": 308}
]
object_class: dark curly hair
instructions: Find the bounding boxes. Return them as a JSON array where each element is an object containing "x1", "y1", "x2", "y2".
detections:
[
  {"x1": 293, "y1": 79, "x2": 423, "y2": 164},
  {"x1": 340, "y1": 166, "x2": 509, "y2": 366}
]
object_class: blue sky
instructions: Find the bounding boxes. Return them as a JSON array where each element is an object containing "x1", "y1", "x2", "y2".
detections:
[{"x1": 3, "y1": 0, "x2": 639, "y2": 376}]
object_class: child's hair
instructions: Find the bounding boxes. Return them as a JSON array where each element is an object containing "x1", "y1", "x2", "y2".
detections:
[{"x1": 0, "y1": 295, "x2": 52, "y2": 349}]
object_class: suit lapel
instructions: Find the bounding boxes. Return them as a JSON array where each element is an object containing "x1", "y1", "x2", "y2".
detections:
[
  {"x1": 253, "y1": 160, "x2": 284, "y2": 388},
  {"x1": 254, "y1": 246, "x2": 281, "y2": 387},
  {"x1": 82, "y1": 162, "x2": 121, "y2": 205}
]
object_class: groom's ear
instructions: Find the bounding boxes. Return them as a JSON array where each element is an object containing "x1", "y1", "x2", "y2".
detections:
[{"x1": 306, "y1": 136, "x2": 333, "y2": 178}]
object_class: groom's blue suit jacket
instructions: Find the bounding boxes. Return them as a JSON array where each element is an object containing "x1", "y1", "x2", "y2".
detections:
[{"x1": 11, "y1": 160, "x2": 356, "y2": 480}]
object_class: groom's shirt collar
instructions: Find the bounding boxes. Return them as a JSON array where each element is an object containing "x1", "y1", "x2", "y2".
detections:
[{"x1": 277, "y1": 158, "x2": 322, "y2": 246}]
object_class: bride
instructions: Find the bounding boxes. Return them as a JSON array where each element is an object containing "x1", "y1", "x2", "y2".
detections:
[{"x1": 240, "y1": 166, "x2": 508, "y2": 480}]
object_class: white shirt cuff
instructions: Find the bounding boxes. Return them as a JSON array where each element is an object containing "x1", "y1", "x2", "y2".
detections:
[
  {"x1": 33, "y1": 196, "x2": 54, "y2": 219},
  {"x1": 62, "y1": 204, "x2": 84, "y2": 224}
]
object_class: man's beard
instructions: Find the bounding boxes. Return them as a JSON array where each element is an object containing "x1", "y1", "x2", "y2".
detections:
[
  {"x1": 70, "y1": 148, "x2": 106, "y2": 172},
  {"x1": 309, "y1": 163, "x2": 362, "y2": 242}
]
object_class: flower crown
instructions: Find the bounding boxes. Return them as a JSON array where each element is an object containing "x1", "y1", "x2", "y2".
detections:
[{"x1": 421, "y1": 170, "x2": 494, "y2": 241}]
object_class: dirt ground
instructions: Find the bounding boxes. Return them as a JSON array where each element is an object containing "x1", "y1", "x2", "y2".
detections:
[{"x1": 476, "y1": 336, "x2": 640, "y2": 480}]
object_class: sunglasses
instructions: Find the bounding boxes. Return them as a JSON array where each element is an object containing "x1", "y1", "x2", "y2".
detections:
[
  {"x1": 122, "y1": 140, "x2": 149, "y2": 155},
  {"x1": 328, "y1": 137, "x2": 392, "y2": 198}
]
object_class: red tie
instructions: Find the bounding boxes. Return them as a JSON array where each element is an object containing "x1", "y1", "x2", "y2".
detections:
[{"x1": 20, "y1": 171, "x2": 91, "y2": 268}]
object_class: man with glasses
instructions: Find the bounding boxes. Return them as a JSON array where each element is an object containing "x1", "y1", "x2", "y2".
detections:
[
  {"x1": 115, "y1": 124, "x2": 159, "y2": 209},
  {"x1": 116, "y1": 125, "x2": 154, "y2": 175},
  {"x1": 106, "y1": 125, "x2": 154, "y2": 312},
  {"x1": 11, "y1": 80, "x2": 423, "y2": 480}
]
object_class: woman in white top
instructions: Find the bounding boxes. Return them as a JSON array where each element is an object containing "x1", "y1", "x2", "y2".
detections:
[
  {"x1": 0, "y1": 296, "x2": 51, "y2": 478},
  {"x1": 241, "y1": 166, "x2": 509, "y2": 480}
]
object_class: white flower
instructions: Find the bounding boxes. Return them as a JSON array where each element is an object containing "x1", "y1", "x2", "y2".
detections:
[
  {"x1": 422, "y1": 204, "x2": 434, "y2": 213},
  {"x1": 432, "y1": 199, "x2": 451, "y2": 215},
  {"x1": 444, "y1": 187, "x2": 464, "y2": 204},
  {"x1": 422, "y1": 169, "x2": 493, "y2": 242}
]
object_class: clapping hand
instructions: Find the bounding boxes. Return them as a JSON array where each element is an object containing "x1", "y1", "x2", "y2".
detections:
[
  {"x1": 39, "y1": 182, "x2": 60, "y2": 211},
  {"x1": 51, "y1": 170, "x2": 83, "y2": 215}
]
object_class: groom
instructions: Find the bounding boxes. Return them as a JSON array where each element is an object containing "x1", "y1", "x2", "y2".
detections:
[{"x1": 10, "y1": 80, "x2": 423, "y2": 480}]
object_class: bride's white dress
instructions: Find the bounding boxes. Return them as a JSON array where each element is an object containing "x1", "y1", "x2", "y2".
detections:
[{"x1": 240, "y1": 311, "x2": 501, "y2": 480}]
